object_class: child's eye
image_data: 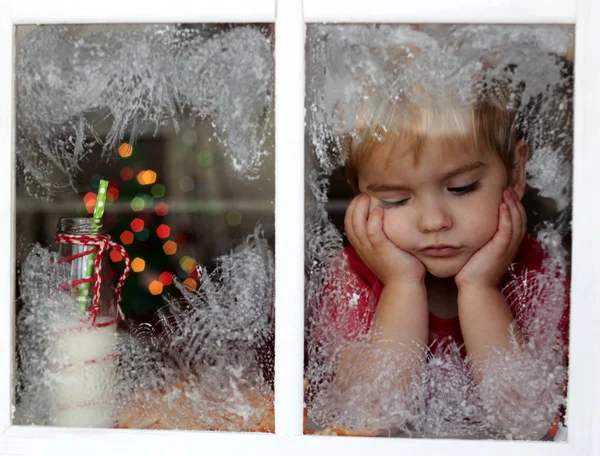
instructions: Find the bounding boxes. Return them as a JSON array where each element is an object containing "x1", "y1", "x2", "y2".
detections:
[
  {"x1": 379, "y1": 199, "x2": 409, "y2": 209},
  {"x1": 448, "y1": 181, "x2": 480, "y2": 195}
]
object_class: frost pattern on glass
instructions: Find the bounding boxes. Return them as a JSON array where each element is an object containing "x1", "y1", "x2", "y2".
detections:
[
  {"x1": 16, "y1": 25, "x2": 273, "y2": 198},
  {"x1": 305, "y1": 24, "x2": 572, "y2": 440},
  {"x1": 15, "y1": 245, "x2": 119, "y2": 426},
  {"x1": 16, "y1": 227, "x2": 275, "y2": 430}
]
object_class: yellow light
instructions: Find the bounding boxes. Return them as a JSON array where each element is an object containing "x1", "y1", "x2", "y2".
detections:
[
  {"x1": 148, "y1": 280, "x2": 163, "y2": 295},
  {"x1": 118, "y1": 143, "x2": 133, "y2": 158},
  {"x1": 131, "y1": 257, "x2": 146, "y2": 272},
  {"x1": 136, "y1": 170, "x2": 158, "y2": 186},
  {"x1": 179, "y1": 256, "x2": 196, "y2": 273},
  {"x1": 147, "y1": 170, "x2": 157, "y2": 185},
  {"x1": 137, "y1": 171, "x2": 148, "y2": 185}
]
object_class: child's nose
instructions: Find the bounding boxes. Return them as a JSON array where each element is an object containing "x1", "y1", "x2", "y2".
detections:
[{"x1": 418, "y1": 203, "x2": 452, "y2": 233}]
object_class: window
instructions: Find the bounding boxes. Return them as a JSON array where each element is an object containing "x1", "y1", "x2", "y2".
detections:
[
  {"x1": 13, "y1": 22, "x2": 274, "y2": 432},
  {"x1": 304, "y1": 22, "x2": 573, "y2": 440},
  {"x1": 1, "y1": 0, "x2": 598, "y2": 455}
]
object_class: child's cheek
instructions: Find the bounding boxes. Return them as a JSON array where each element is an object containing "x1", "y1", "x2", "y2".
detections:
[
  {"x1": 472, "y1": 202, "x2": 502, "y2": 245},
  {"x1": 381, "y1": 211, "x2": 411, "y2": 249}
]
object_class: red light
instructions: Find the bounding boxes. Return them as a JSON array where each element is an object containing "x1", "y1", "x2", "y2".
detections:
[
  {"x1": 107, "y1": 187, "x2": 120, "y2": 202},
  {"x1": 130, "y1": 218, "x2": 144, "y2": 232},
  {"x1": 158, "y1": 272, "x2": 173, "y2": 286},
  {"x1": 156, "y1": 224, "x2": 170, "y2": 239},
  {"x1": 109, "y1": 250, "x2": 123, "y2": 262},
  {"x1": 120, "y1": 167, "x2": 134, "y2": 181},
  {"x1": 155, "y1": 202, "x2": 169, "y2": 216},
  {"x1": 120, "y1": 231, "x2": 134, "y2": 245},
  {"x1": 83, "y1": 192, "x2": 96, "y2": 205}
]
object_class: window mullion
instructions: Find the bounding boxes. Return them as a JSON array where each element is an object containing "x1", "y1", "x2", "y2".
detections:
[{"x1": 274, "y1": 0, "x2": 306, "y2": 437}]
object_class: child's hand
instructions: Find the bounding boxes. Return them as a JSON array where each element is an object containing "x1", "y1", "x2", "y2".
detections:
[
  {"x1": 455, "y1": 188, "x2": 526, "y2": 290},
  {"x1": 345, "y1": 193, "x2": 426, "y2": 285}
]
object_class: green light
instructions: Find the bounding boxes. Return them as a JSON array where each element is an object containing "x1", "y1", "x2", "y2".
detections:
[
  {"x1": 135, "y1": 228, "x2": 150, "y2": 242},
  {"x1": 226, "y1": 211, "x2": 242, "y2": 226},
  {"x1": 151, "y1": 184, "x2": 166, "y2": 198},
  {"x1": 181, "y1": 129, "x2": 198, "y2": 146},
  {"x1": 205, "y1": 200, "x2": 221, "y2": 216},
  {"x1": 130, "y1": 196, "x2": 145, "y2": 212},
  {"x1": 197, "y1": 150, "x2": 213, "y2": 167}
]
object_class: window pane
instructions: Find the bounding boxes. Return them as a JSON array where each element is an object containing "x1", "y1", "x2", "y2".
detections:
[
  {"x1": 304, "y1": 24, "x2": 573, "y2": 440},
  {"x1": 14, "y1": 23, "x2": 274, "y2": 432}
]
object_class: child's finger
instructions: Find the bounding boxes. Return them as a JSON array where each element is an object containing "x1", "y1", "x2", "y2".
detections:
[
  {"x1": 351, "y1": 193, "x2": 370, "y2": 246},
  {"x1": 366, "y1": 206, "x2": 387, "y2": 248},
  {"x1": 344, "y1": 195, "x2": 360, "y2": 245},
  {"x1": 493, "y1": 202, "x2": 513, "y2": 252},
  {"x1": 512, "y1": 188, "x2": 528, "y2": 239},
  {"x1": 505, "y1": 189, "x2": 525, "y2": 253}
]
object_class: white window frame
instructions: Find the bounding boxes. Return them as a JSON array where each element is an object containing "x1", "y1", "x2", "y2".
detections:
[{"x1": 1, "y1": 0, "x2": 598, "y2": 455}]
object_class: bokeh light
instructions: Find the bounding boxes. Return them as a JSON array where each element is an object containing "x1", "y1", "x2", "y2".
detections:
[
  {"x1": 156, "y1": 224, "x2": 170, "y2": 239},
  {"x1": 135, "y1": 228, "x2": 150, "y2": 242},
  {"x1": 177, "y1": 266, "x2": 190, "y2": 279},
  {"x1": 179, "y1": 176, "x2": 195, "y2": 192},
  {"x1": 151, "y1": 184, "x2": 166, "y2": 198},
  {"x1": 130, "y1": 218, "x2": 144, "y2": 232},
  {"x1": 163, "y1": 240, "x2": 177, "y2": 255},
  {"x1": 181, "y1": 129, "x2": 198, "y2": 146},
  {"x1": 148, "y1": 280, "x2": 163, "y2": 295},
  {"x1": 137, "y1": 170, "x2": 157, "y2": 185},
  {"x1": 226, "y1": 211, "x2": 243, "y2": 226},
  {"x1": 155, "y1": 202, "x2": 169, "y2": 216},
  {"x1": 91, "y1": 174, "x2": 104, "y2": 189},
  {"x1": 183, "y1": 278, "x2": 197, "y2": 291},
  {"x1": 179, "y1": 256, "x2": 196, "y2": 273},
  {"x1": 131, "y1": 257, "x2": 146, "y2": 273},
  {"x1": 109, "y1": 250, "x2": 123, "y2": 262},
  {"x1": 197, "y1": 150, "x2": 213, "y2": 167},
  {"x1": 120, "y1": 230, "x2": 134, "y2": 245},
  {"x1": 158, "y1": 272, "x2": 173, "y2": 286},
  {"x1": 83, "y1": 192, "x2": 96, "y2": 214},
  {"x1": 120, "y1": 167, "x2": 134, "y2": 181},
  {"x1": 130, "y1": 196, "x2": 145, "y2": 212},
  {"x1": 143, "y1": 194, "x2": 154, "y2": 206},
  {"x1": 107, "y1": 187, "x2": 120, "y2": 203},
  {"x1": 118, "y1": 143, "x2": 133, "y2": 158},
  {"x1": 205, "y1": 200, "x2": 222, "y2": 216}
]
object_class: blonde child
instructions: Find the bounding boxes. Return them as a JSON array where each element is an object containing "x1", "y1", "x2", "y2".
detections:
[{"x1": 313, "y1": 91, "x2": 570, "y2": 439}]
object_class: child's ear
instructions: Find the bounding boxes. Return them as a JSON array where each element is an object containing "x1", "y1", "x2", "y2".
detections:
[{"x1": 510, "y1": 140, "x2": 529, "y2": 200}]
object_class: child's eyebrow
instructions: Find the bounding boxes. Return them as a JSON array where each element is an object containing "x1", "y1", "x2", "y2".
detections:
[
  {"x1": 365, "y1": 161, "x2": 486, "y2": 193},
  {"x1": 440, "y1": 160, "x2": 486, "y2": 180}
]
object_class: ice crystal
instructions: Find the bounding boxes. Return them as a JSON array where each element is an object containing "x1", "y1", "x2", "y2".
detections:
[
  {"x1": 115, "y1": 225, "x2": 274, "y2": 430},
  {"x1": 16, "y1": 24, "x2": 273, "y2": 198},
  {"x1": 15, "y1": 227, "x2": 275, "y2": 430}
]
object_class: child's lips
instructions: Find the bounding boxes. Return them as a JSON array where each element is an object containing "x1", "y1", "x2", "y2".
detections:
[{"x1": 419, "y1": 245, "x2": 462, "y2": 257}]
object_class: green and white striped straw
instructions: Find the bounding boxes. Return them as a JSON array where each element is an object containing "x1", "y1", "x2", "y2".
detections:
[{"x1": 77, "y1": 179, "x2": 109, "y2": 312}]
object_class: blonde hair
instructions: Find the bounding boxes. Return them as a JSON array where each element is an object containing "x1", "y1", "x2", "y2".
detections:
[{"x1": 343, "y1": 87, "x2": 521, "y2": 193}]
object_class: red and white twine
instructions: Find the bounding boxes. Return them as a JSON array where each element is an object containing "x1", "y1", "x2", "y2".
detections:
[{"x1": 55, "y1": 233, "x2": 131, "y2": 326}]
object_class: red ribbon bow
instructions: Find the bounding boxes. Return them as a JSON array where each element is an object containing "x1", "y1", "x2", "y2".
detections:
[{"x1": 55, "y1": 233, "x2": 131, "y2": 326}]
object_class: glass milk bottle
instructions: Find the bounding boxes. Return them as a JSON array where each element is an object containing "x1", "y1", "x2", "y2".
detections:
[{"x1": 49, "y1": 216, "x2": 120, "y2": 428}]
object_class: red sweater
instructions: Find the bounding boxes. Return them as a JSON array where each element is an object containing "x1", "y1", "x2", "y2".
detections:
[{"x1": 315, "y1": 234, "x2": 569, "y2": 356}]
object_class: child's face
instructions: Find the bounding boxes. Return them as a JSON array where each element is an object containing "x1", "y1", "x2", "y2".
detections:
[{"x1": 357, "y1": 133, "x2": 512, "y2": 278}]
